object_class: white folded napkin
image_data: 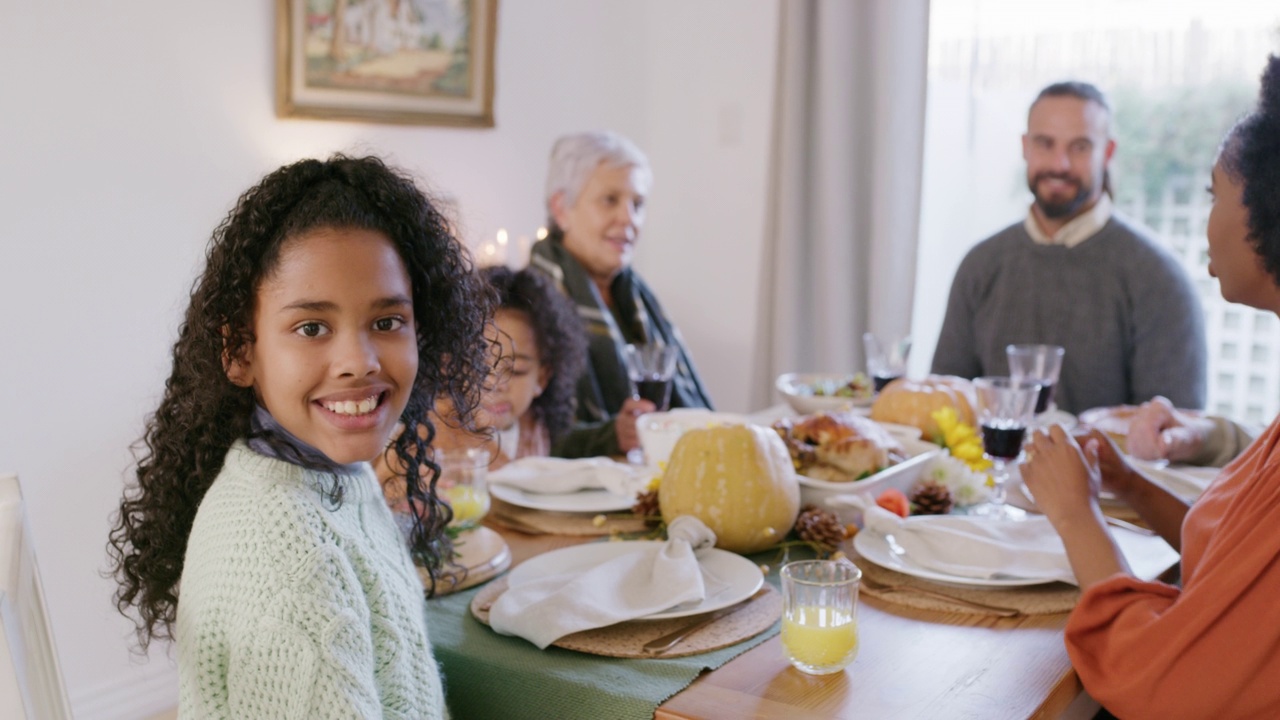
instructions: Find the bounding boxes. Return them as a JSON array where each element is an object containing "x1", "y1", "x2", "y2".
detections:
[
  {"x1": 489, "y1": 516, "x2": 723, "y2": 648},
  {"x1": 488, "y1": 456, "x2": 651, "y2": 496},
  {"x1": 828, "y1": 496, "x2": 1077, "y2": 585}
]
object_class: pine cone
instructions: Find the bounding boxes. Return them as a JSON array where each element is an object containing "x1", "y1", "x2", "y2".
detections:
[
  {"x1": 910, "y1": 480, "x2": 953, "y2": 515},
  {"x1": 632, "y1": 489, "x2": 662, "y2": 525},
  {"x1": 794, "y1": 504, "x2": 848, "y2": 552}
]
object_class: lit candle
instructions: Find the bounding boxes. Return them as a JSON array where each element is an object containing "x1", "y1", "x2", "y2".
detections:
[{"x1": 513, "y1": 235, "x2": 532, "y2": 269}]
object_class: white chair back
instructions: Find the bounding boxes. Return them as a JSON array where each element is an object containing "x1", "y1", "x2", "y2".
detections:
[{"x1": 0, "y1": 473, "x2": 72, "y2": 719}]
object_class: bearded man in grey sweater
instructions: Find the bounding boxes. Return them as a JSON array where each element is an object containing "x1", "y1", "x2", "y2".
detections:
[{"x1": 932, "y1": 81, "x2": 1207, "y2": 415}]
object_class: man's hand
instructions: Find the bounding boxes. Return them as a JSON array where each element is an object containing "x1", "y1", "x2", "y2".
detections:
[
  {"x1": 1126, "y1": 396, "x2": 1212, "y2": 463},
  {"x1": 614, "y1": 397, "x2": 657, "y2": 452}
]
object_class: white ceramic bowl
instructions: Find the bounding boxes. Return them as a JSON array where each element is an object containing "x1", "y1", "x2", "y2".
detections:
[
  {"x1": 635, "y1": 409, "x2": 750, "y2": 468},
  {"x1": 797, "y1": 437, "x2": 942, "y2": 526},
  {"x1": 775, "y1": 372, "x2": 874, "y2": 415}
]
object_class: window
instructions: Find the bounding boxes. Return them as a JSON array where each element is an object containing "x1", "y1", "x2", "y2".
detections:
[{"x1": 914, "y1": 0, "x2": 1280, "y2": 421}]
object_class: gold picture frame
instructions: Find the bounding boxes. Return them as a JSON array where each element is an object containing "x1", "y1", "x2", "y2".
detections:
[{"x1": 276, "y1": 0, "x2": 497, "y2": 127}]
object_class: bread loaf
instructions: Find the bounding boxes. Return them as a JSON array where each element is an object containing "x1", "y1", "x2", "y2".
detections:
[{"x1": 870, "y1": 375, "x2": 977, "y2": 442}]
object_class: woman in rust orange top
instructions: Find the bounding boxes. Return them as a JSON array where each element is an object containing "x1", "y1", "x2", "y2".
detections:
[{"x1": 1022, "y1": 55, "x2": 1280, "y2": 720}]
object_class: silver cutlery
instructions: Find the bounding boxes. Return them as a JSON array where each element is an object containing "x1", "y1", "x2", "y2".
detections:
[
  {"x1": 641, "y1": 588, "x2": 768, "y2": 655},
  {"x1": 859, "y1": 574, "x2": 1023, "y2": 617},
  {"x1": 1104, "y1": 515, "x2": 1157, "y2": 536}
]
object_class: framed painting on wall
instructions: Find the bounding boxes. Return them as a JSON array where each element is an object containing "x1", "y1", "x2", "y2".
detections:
[{"x1": 276, "y1": 0, "x2": 498, "y2": 127}]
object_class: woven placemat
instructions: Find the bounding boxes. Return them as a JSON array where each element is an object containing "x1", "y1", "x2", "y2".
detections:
[
  {"x1": 487, "y1": 498, "x2": 651, "y2": 536},
  {"x1": 470, "y1": 577, "x2": 781, "y2": 658},
  {"x1": 850, "y1": 552, "x2": 1079, "y2": 616},
  {"x1": 422, "y1": 526, "x2": 512, "y2": 597}
]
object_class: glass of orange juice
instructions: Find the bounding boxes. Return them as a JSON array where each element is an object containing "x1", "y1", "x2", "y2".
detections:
[
  {"x1": 436, "y1": 448, "x2": 491, "y2": 531},
  {"x1": 780, "y1": 559, "x2": 861, "y2": 675}
]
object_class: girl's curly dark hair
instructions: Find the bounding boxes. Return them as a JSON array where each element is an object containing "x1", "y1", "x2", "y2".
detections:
[
  {"x1": 481, "y1": 266, "x2": 587, "y2": 442},
  {"x1": 1219, "y1": 55, "x2": 1280, "y2": 284},
  {"x1": 106, "y1": 154, "x2": 493, "y2": 649}
]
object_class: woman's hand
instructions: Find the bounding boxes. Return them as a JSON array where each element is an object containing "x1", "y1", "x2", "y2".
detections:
[
  {"x1": 1021, "y1": 425, "x2": 1102, "y2": 529},
  {"x1": 614, "y1": 397, "x2": 657, "y2": 451},
  {"x1": 1022, "y1": 425, "x2": 1131, "y2": 588},
  {"x1": 1068, "y1": 427, "x2": 1141, "y2": 498},
  {"x1": 1126, "y1": 396, "x2": 1212, "y2": 463}
]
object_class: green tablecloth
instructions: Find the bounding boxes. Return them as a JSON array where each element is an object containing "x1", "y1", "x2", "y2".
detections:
[{"x1": 425, "y1": 559, "x2": 786, "y2": 720}]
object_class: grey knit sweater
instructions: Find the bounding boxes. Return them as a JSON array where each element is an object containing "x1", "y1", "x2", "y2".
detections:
[
  {"x1": 176, "y1": 441, "x2": 447, "y2": 719},
  {"x1": 931, "y1": 215, "x2": 1207, "y2": 414}
]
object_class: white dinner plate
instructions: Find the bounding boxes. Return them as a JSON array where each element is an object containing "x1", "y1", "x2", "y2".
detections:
[
  {"x1": 489, "y1": 484, "x2": 636, "y2": 514},
  {"x1": 1031, "y1": 408, "x2": 1077, "y2": 432},
  {"x1": 506, "y1": 541, "x2": 764, "y2": 620},
  {"x1": 854, "y1": 530, "x2": 1058, "y2": 588},
  {"x1": 1128, "y1": 458, "x2": 1218, "y2": 501}
]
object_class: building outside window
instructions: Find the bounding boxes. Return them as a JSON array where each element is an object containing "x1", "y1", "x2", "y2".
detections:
[{"x1": 914, "y1": 0, "x2": 1280, "y2": 422}]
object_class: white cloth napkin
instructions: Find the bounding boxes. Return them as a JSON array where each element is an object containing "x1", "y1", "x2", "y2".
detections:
[
  {"x1": 488, "y1": 456, "x2": 650, "y2": 496},
  {"x1": 489, "y1": 516, "x2": 723, "y2": 648},
  {"x1": 828, "y1": 496, "x2": 1077, "y2": 585}
]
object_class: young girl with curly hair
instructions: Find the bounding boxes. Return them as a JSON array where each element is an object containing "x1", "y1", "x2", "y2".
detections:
[
  {"x1": 380, "y1": 266, "x2": 586, "y2": 485},
  {"x1": 107, "y1": 154, "x2": 492, "y2": 719},
  {"x1": 1022, "y1": 55, "x2": 1280, "y2": 719},
  {"x1": 443, "y1": 266, "x2": 586, "y2": 463}
]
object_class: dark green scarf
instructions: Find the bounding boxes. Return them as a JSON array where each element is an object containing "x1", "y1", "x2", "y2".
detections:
[{"x1": 529, "y1": 238, "x2": 713, "y2": 423}]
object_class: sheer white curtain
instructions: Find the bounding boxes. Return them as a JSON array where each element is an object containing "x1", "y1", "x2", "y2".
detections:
[{"x1": 749, "y1": 0, "x2": 929, "y2": 409}]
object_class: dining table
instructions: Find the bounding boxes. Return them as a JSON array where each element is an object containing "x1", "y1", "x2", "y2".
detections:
[{"x1": 424, "y1": 511, "x2": 1180, "y2": 720}]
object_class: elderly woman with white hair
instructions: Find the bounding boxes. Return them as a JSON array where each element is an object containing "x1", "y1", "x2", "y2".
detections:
[{"x1": 530, "y1": 131, "x2": 714, "y2": 458}]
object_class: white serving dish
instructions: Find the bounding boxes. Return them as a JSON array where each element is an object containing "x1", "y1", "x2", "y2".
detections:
[
  {"x1": 797, "y1": 437, "x2": 942, "y2": 526},
  {"x1": 775, "y1": 372, "x2": 874, "y2": 415},
  {"x1": 635, "y1": 409, "x2": 750, "y2": 468}
]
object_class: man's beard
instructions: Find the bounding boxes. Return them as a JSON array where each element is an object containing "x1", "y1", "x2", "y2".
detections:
[{"x1": 1030, "y1": 172, "x2": 1092, "y2": 219}]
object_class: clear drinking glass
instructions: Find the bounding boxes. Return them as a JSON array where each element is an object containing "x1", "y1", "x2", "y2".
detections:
[
  {"x1": 1006, "y1": 344, "x2": 1065, "y2": 414},
  {"x1": 436, "y1": 448, "x2": 490, "y2": 531},
  {"x1": 863, "y1": 333, "x2": 912, "y2": 393},
  {"x1": 780, "y1": 560, "x2": 861, "y2": 675},
  {"x1": 972, "y1": 376, "x2": 1041, "y2": 520}
]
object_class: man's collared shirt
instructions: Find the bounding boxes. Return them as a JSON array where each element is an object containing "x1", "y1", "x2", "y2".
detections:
[{"x1": 1024, "y1": 194, "x2": 1113, "y2": 248}]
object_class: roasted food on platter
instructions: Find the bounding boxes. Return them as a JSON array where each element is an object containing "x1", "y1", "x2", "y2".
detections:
[
  {"x1": 773, "y1": 411, "x2": 907, "y2": 482},
  {"x1": 870, "y1": 375, "x2": 976, "y2": 443}
]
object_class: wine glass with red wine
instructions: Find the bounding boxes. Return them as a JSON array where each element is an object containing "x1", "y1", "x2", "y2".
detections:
[
  {"x1": 972, "y1": 376, "x2": 1042, "y2": 519},
  {"x1": 623, "y1": 343, "x2": 678, "y2": 465},
  {"x1": 1006, "y1": 344, "x2": 1064, "y2": 415},
  {"x1": 623, "y1": 343, "x2": 678, "y2": 410},
  {"x1": 863, "y1": 332, "x2": 911, "y2": 393}
]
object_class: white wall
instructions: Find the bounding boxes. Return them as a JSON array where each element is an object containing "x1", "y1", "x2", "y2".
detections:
[{"x1": 0, "y1": 2, "x2": 779, "y2": 717}]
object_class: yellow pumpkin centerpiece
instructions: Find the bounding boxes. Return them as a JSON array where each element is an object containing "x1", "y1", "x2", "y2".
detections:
[{"x1": 659, "y1": 424, "x2": 800, "y2": 554}]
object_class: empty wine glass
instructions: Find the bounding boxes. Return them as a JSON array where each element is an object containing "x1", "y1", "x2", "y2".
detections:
[
  {"x1": 1006, "y1": 344, "x2": 1065, "y2": 415},
  {"x1": 972, "y1": 376, "x2": 1041, "y2": 520}
]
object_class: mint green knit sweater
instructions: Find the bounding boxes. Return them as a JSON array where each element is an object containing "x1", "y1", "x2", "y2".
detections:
[{"x1": 176, "y1": 441, "x2": 447, "y2": 719}]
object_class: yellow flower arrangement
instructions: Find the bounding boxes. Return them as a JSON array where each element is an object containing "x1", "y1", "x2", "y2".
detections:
[{"x1": 930, "y1": 407, "x2": 992, "y2": 473}]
